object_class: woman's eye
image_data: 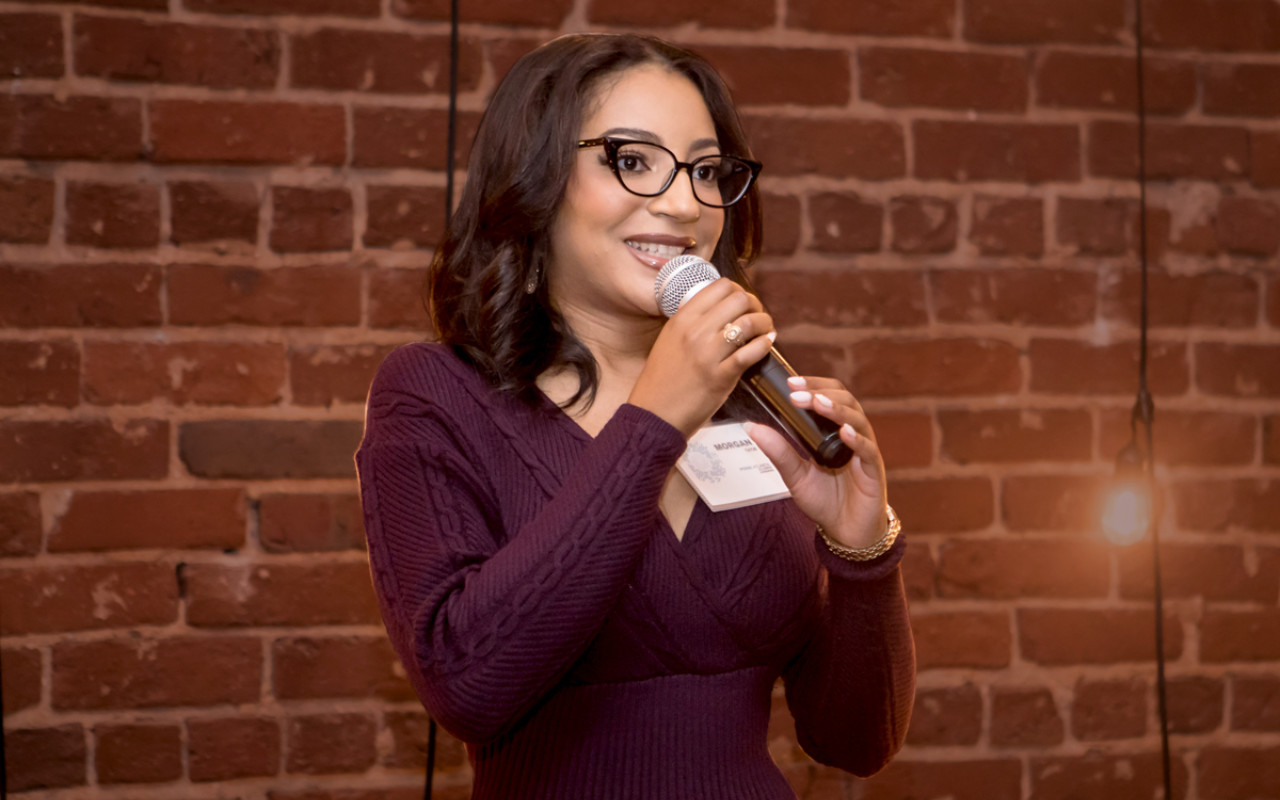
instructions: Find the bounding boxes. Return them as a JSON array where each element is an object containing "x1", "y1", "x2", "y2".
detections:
[
  {"x1": 691, "y1": 163, "x2": 719, "y2": 183},
  {"x1": 617, "y1": 153, "x2": 648, "y2": 172}
]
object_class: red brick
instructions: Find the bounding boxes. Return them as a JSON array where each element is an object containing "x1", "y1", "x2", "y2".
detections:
[
  {"x1": 0, "y1": 340, "x2": 79, "y2": 407},
  {"x1": 0, "y1": 491, "x2": 42, "y2": 557},
  {"x1": 1202, "y1": 610, "x2": 1280, "y2": 662},
  {"x1": 860, "y1": 412, "x2": 929, "y2": 471},
  {"x1": 899, "y1": 544, "x2": 936, "y2": 601},
  {"x1": 862, "y1": 759, "x2": 1021, "y2": 800},
  {"x1": 0, "y1": 13, "x2": 63, "y2": 77},
  {"x1": 1216, "y1": 196, "x2": 1280, "y2": 257},
  {"x1": 290, "y1": 344, "x2": 397, "y2": 407},
  {"x1": 170, "y1": 264, "x2": 360, "y2": 326},
  {"x1": 384, "y1": 711, "x2": 468, "y2": 769},
  {"x1": 587, "y1": 0, "x2": 773, "y2": 27},
  {"x1": 4, "y1": 725, "x2": 86, "y2": 791},
  {"x1": 888, "y1": 477, "x2": 993, "y2": 533},
  {"x1": 395, "y1": 0, "x2": 570, "y2": 24},
  {"x1": 777, "y1": 344, "x2": 849, "y2": 397},
  {"x1": 966, "y1": 0, "x2": 1124, "y2": 43},
  {"x1": 184, "y1": 561, "x2": 380, "y2": 627},
  {"x1": 365, "y1": 185, "x2": 446, "y2": 249},
  {"x1": 807, "y1": 192, "x2": 883, "y2": 253},
  {"x1": 1102, "y1": 269, "x2": 1258, "y2": 328},
  {"x1": 270, "y1": 790, "x2": 429, "y2": 800},
  {"x1": 746, "y1": 117, "x2": 905, "y2": 179},
  {"x1": 274, "y1": 636, "x2": 412, "y2": 700},
  {"x1": 970, "y1": 196, "x2": 1044, "y2": 256},
  {"x1": 906, "y1": 683, "x2": 981, "y2": 745},
  {"x1": 0, "y1": 263, "x2": 162, "y2": 328},
  {"x1": 890, "y1": 196, "x2": 956, "y2": 254},
  {"x1": 932, "y1": 268, "x2": 1094, "y2": 325},
  {"x1": 1089, "y1": 120, "x2": 1250, "y2": 181},
  {"x1": 940, "y1": 409, "x2": 1092, "y2": 464},
  {"x1": 1232, "y1": 675, "x2": 1280, "y2": 732},
  {"x1": 1199, "y1": 746, "x2": 1280, "y2": 800},
  {"x1": 1203, "y1": 62, "x2": 1280, "y2": 116},
  {"x1": 180, "y1": 420, "x2": 363, "y2": 479},
  {"x1": 1, "y1": 646, "x2": 42, "y2": 715},
  {"x1": 1272, "y1": 276, "x2": 1280, "y2": 329},
  {"x1": 1031, "y1": 752, "x2": 1188, "y2": 800},
  {"x1": 95, "y1": 723, "x2": 181, "y2": 784},
  {"x1": 1072, "y1": 677, "x2": 1146, "y2": 740},
  {"x1": 759, "y1": 192, "x2": 800, "y2": 257},
  {"x1": 65, "y1": 181, "x2": 160, "y2": 249},
  {"x1": 1019, "y1": 608, "x2": 1182, "y2": 665},
  {"x1": 916, "y1": 120, "x2": 1079, "y2": 183},
  {"x1": 851, "y1": 338, "x2": 1022, "y2": 398},
  {"x1": 1174, "y1": 478, "x2": 1280, "y2": 533},
  {"x1": 788, "y1": 0, "x2": 954, "y2": 37},
  {"x1": 1197, "y1": 343, "x2": 1280, "y2": 398},
  {"x1": 26, "y1": 0, "x2": 164, "y2": 7},
  {"x1": 1255, "y1": 131, "x2": 1280, "y2": 188},
  {"x1": 1167, "y1": 676, "x2": 1223, "y2": 734},
  {"x1": 50, "y1": 489, "x2": 245, "y2": 552},
  {"x1": 698, "y1": 46, "x2": 850, "y2": 107},
  {"x1": 1142, "y1": 0, "x2": 1280, "y2": 51},
  {"x1": 353, "y1": 107, "x2": 477, "y2": 169},
  {"x1": 52, "y1": 636, "x2": 260, "y2": 710},
  {"x1": 862, "y1": 48, "x2": 1027, "y2": 112},
  {"x1": 286, "y1": 713, "x2": 377, "y2": 775},
  {"x1": 189, "y1": 717, "x2": 281, "y2": 781},
  {"x1": 1036, "y1": 52, "x2": 1195, "y2": 114},
  {"x1": 991, "y1": 686, "x2": 1063, "y2": 747},
  {"x1": 0, "y1": 95, "x2": 142, "y2": 161},
  {"x1": 1003, "y1": 474, "x2": 1106, "y2": 532},
  {"x1": 293, "y1": 29, "x2": 479, "y2": 94},
  {"x1": 189, "y1": 0, "x2": 378, "y2": 15},
  {"x1": 912, "y1": 611, "x2": 1011, "y2": 670},
  {"x1": 0, "y1": 418, "x2": 168, "y2": 482},
  {"x1": 370, "y1": 267, "x2": 430, "y2": 329},
  {"x1": 170, "y1": 180, "x2": 259, "y2": 245},
  {"x1": 151, "y1": 100, "x2": 345, "y2": 166},
  {"x1": 0, "y1": 175, "x2": 54, "y2": 243},
  {"x1": 754, "y1": 270, "x2": 924, "y2": 328},
  {"x1": 270, "y1": 186, "x2": 352, "y2": 252},
  {"x1": 486, "y1": 36, "x2": 544, "y2": 84},
  {"x1": 1057, "y1": 197, "x2": 1170, "y2": 257},
  {"x1": 260, "y1": 493, "x2": 365, "y2": 553},
  {"x1": 84, "y1": 341, "x2": 285, "y2": 406},
  {"x1": 1, "y1": 563, "x2": 176, "y2": 635},
  {"x1": 1100, "y1": 408, "x2": 1255, "y2": 467},
  {"x1": 939, "y1": 538, "x2": 1109, "y2": 599},
  {"x1": 1268, "y1": 414, "x2": 1280, "y2": 463},
  {"x1": 74, "y1": 15, "x2": 279, "y2": 88},
  {"x1": 1029, "y1": 338, "x2": 1188, "y2": 396}
]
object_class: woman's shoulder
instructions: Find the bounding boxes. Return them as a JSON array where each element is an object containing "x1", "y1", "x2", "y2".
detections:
[{"x1": 364, "y1": 342, "x2": 494, "y2": 425}]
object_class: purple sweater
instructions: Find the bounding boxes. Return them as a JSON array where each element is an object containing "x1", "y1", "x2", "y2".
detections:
[{"x1": 356, "y1": 343, "x2": 915, "y2": 799}]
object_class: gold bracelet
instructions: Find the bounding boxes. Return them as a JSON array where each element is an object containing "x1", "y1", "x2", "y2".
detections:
[{"x1": 818, "y1": 505, "x2": 901, "y2": 562}]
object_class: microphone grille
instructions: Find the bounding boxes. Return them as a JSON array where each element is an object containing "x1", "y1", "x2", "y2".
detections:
[{"x1": 654, "y1": 255, "x2": 721, "y2": 318}]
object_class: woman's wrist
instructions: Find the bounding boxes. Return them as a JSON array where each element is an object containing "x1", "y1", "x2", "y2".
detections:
[{"x1": 818, "y1": 505, "x2": 901, "y2": 562}]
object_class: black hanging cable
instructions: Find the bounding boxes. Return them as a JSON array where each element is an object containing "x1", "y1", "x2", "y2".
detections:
[
  {"x1": 422, "y1": 2, "x2": 459, "y2": 799},
  {"x1": 1132, "y1": 1, "x2": 1173, "y2": 796}
]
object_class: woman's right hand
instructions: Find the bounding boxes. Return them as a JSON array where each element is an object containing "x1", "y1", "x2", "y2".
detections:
[{"x1": 628, "y1": 278, "x2": 775, "y2": 438}]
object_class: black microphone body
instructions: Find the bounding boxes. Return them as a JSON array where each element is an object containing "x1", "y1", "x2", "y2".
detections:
[{"x1": 655, "y1": 256, "x2": 855, "y2": 469}]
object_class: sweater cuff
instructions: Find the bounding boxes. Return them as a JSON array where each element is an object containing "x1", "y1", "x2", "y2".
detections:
[
  {"x1": 814, "y1": 529, "x2": 907, "y2": 583},
  {"x1": 608, "y1": 403, "x2": 688, "y2": 461}
]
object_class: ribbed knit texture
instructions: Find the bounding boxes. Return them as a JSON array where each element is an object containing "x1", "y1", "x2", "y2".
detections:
[{"x1": 356, "y1": 343, "x2": 915, "y2": 799}]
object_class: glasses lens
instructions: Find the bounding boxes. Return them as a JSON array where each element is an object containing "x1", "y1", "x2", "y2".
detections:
[
  {"x1": 613, "y1": 142, "x2": 676, "y2": 196},
  {"x1": 693, "y1": 156, "x2": 755, "y2": 207}
]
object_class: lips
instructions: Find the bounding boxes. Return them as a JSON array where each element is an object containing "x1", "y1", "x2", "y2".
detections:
[{"x1": 624, "y1": 235, "x2": 696, "y2": 269}]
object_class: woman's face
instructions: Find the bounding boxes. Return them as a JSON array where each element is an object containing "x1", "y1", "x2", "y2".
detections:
[{"x1": 547, "y1": 63, "x2": 726, "y2": 322}]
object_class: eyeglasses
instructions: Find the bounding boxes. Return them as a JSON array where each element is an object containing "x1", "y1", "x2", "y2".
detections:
[{"x1": 576, "y1": 137, "x2": 762, "y2": 208}]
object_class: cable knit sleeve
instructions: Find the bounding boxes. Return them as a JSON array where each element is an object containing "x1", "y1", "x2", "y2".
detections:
[
  {"x1": 356, "y1": 346, "x2": 688, "y2": 744},
  {"x1": 781, "y1": 536, "x2": 916, "y2": 777}
]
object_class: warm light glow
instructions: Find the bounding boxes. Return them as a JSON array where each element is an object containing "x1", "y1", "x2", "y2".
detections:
[{"x1": 1102, "y1": 481, "x2": 1151, "y2": 545}]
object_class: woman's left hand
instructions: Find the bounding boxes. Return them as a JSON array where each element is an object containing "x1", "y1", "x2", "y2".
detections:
[{"x1": 744, "y1": 375, "x2": 889, "y2": 549}]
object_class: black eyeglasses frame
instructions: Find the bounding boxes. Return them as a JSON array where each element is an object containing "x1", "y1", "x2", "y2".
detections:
[{"x1": 576, "y1": 137, "x2": 763, "y2": 209}]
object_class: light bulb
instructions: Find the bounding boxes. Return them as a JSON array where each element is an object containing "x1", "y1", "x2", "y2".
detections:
[{"x1": 1102, "y1": 481, "x2": 1151, "y2": 545}]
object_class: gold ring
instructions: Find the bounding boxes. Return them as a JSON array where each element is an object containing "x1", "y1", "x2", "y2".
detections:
[{"x1": 722, "y1": 322, "x2": 745, "y2": 346}]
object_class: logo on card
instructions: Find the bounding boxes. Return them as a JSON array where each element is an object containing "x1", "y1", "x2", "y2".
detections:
[{"x1": 683, "y1": 442, "x2": 726, "y2": 484}]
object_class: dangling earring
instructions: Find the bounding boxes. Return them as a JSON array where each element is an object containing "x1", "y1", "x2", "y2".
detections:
[{"x1": 525, "y1": 264, "x2": 539, "y2": 295}]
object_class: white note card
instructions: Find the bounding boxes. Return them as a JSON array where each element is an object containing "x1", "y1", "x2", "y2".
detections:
[{"x1": 676, "y1": 422, "x2": 791, "y2": 512}]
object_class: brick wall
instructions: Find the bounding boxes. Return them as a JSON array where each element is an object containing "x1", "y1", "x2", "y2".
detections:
[{"x1": 2, "y1": 0, "x2": 1278, "y2": 797}]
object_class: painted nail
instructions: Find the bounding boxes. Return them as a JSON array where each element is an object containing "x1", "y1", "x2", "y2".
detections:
[
  {"x1": 767, "y1": 330, "x2": 778, "y2": 342},
  {"x1": 841, "y1": 423, "x2": 856, "y2": 439},
  {"x1": 814, "y1": 393, "x2": 834, "y2": 409},
  {"x1": 790, "y1": 391, "x2": 812, "y2": 404},
  {"x1": 787, "y1": 376, "x2": 807, "y2": 389}
]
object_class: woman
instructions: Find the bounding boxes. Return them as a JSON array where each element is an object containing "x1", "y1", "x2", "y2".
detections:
[{"x1": 356, "y1": 33, "x2": 914, "y2": 799}]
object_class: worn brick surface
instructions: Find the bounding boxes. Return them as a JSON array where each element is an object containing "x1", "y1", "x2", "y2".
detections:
[
  {"x1": 0, "y1": 175, "x2": 55, "y2": 243},
  {"x1": 0, "y1": 264, "x2": 163, "y2": 328},
  {"x1": 95, "y1": 723, "x2": 182, "y2": 784},
  {"x1": 49, "y1": 489, "x2": 246, "y2": 552},
  {"x1": 188, "y1": 717, "x2": 281, "y2": 781}
]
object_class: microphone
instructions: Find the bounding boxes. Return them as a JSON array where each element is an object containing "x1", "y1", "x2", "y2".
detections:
[{"x1": 655, "y1": 255, "x2": 854, "y2": 469}]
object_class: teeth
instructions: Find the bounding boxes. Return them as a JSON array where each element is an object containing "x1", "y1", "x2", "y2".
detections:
[{"x1": 626, "y1": 241, "x2": 686, "y2": 258}]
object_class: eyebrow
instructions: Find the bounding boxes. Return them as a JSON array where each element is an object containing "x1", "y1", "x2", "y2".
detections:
[{"x1": 598, "y1": 127, "x2": 721, "y2": 153}]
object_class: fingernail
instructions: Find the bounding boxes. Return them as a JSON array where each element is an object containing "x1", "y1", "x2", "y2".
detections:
[
  {"x1": 815, "y1": 393, "x2": 834, "y2": 409},
  {"x1": 841, "y1": 423, "x2": 856, "y2": 439},
  {"x1": 790, "y1": 391, "x2": 812, "y2": 404},
  {"x1": 742, "y1": 421, "x2": 755, "y2": 434},
  {"x1": 767, "y1": 331, "x2": 777, "y2": 343},
  {"x1": 787, "y1": 376, "x2": 806, "y2": 389}
]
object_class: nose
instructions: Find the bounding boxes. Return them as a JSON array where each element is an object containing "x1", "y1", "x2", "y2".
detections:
[{"x1": 647, "y1": 166, "x2": 701, "y2": 221}]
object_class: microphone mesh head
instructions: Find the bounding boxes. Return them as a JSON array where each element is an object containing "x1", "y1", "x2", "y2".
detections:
[{"x1": 654, "y1": 255, "x2": 721, "y2": 318}]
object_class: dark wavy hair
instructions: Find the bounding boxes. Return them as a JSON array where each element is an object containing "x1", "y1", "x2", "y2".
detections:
[{"x1": 427, "y1": 33, "x2": 763, "y2": 409}]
